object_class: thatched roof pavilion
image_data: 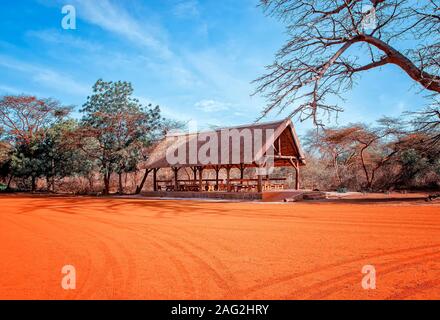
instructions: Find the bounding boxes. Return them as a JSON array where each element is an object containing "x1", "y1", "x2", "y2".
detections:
[{"x1": 142, "y1": 118, "x2": 305, "y2": 193}]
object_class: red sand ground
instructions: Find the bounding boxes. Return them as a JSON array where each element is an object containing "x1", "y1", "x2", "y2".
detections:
[{"x1": 0, "y1": 195, "x2": 439, "y2": 300}]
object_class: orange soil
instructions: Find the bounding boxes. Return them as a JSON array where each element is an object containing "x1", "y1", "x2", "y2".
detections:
[{"x1": 0, "y1": 195, "x2": 439, "y2": 300}]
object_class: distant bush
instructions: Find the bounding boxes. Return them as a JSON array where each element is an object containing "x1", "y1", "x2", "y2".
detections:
[{"x1": 337, "y1": 187, "x2": 348, "y2": 193}]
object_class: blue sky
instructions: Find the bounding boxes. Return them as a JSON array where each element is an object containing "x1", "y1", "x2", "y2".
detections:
[{"x1": 0, "y1": 0, "x2": 429, "y2": 136}]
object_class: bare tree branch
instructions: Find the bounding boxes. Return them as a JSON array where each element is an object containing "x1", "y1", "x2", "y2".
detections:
[{"x1": 254, "y1": 0, "x2": 440, "y2": 125}]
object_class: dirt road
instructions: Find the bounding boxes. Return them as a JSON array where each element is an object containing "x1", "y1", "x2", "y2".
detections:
[{"x1": 1, "y1": 195, "x2": 439, "y2": 299}]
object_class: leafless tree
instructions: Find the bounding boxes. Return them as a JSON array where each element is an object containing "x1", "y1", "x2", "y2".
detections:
[
  {"x1": 410, "y1": 100, "x2": 440, "y2": 147},
  {"x1": 254, "y1": 0, "x2": 440, "y2": 125},
  {"x1": 304, "y1": 126, "x2": 359, "y2": 184}
]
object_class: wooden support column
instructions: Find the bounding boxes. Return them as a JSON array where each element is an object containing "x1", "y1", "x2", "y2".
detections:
[
  {"x1": 173, "y1": 167, "x2": 179, "y2": 191},
  {"x1": 239, "y1": 163, "x2": 244, "y2": 180},
  {"x1": 226, "y1": 166, "x2": 231, "y2": 192},
  {"x1": 192, "y1": 166, "x2": 197, "y2": 182},
  {"x1": 198, "y1": 167, "x2": 203, "y2": 192},
  {"x1": 288, "y1": 158, "x2": 300, "y2": 190},
  {"x1": 135, "y1": 168, "x2": 151, "y2": 194},
  {"x1": 257, "y1": 167, "x2": 263, "y2": 193},
  {"x1": 153, "y1": 168, "x2": 158, "y2": 191},
  {"x1": 295, "y1": 160, "x2": 300, "y2": 190},
  {"x1": 215, "y1": 166, "x2": 220, "y2": 190},
  {"x1": 278, "y1": 137, "x2": 282, "y2": 155}
]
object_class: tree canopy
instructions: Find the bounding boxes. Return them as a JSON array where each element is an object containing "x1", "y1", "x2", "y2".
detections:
[{"x1": 255, "y1": 0, "x2": 440, "y2": 125}]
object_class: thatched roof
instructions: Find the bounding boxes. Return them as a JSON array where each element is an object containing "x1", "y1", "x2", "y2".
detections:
[{"x1": 143, "y1": 118, "x2": 305, "y2": 169}]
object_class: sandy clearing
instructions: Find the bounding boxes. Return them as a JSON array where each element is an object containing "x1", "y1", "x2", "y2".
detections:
[{"x1": 0, "y1": 195, "x2": 439, "y2": 299}]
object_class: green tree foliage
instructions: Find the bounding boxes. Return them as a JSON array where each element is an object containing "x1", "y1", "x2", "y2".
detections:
[
  {"x1": 80, "y1": 79, "x2": 162, "y2": 194},
  {"x1": 0, "y1": 95, "x2": 71, "y2": 191}
]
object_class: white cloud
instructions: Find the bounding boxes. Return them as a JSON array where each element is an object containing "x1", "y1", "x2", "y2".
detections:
[
  {"x1": 173, "y1": 0, "x2": 200, "y2": 18},
  {"x1": 0, "y1": 85, "x2": 21, "y2": 94},
  {"x1": 0, "y1": 55, "x2": 89, "y2": 96},
  {"x1": 27, "y1": 29, "x2": 101, "y2": 52},
  {"x1": 72, "y1": 0, "x2": 172, "y2": 59},
  {"x1": 136, "y1": 95, "x2": 193, "y2": 121},
  {"x1": 195, "y1": 99, "x2": 232, "y2": 112}
]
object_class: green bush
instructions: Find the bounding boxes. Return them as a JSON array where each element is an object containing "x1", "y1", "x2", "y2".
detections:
[{"x1": 337, "y1": 187, "x2": 348, "y2": 193}]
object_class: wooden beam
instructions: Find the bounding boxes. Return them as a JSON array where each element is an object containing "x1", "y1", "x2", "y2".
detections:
[
  {"x1": 135, "y1": 168, "x2": 152, "y2": 194},
  {"x1": 274, "y1": 155, "x2": 299, "y2": 161}
]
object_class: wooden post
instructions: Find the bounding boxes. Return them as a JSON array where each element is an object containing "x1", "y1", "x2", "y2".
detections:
[
  {"x1": 198, "y1": 167, "x2": 203, "y2": 192},
  {"x1": 135, "y1": 168, "x2": 151, "y2": 194},
  {"x1": 257, "y1": 167, "x2": 263, "y2": 193},
  {"x1": 173, "y1": 167, "x2": 179, "y2": 191},
  {"x1": 239, "y1": 164, "x2": 244, "y2": 180},
  {"x1": 226, "y1": 166, "x2": 231, "y2": 192},
  {"x1": 289, "y1": 158, "x2": 300, "y2": 191},
  {"x1": 295, "y1": 160, "x2": 300, "y2": 190},
  {"x1": 215, "y1": 166, "x2": 220, "y2": 190},
  {"x1": 278, "y1": 138, "x2": 282, "y2": 156},
  {"x1": 153, "y1": 168, "x2": 158, "y2": 191},
  {"x1": 192, "y1": 166, "x2": 197, "y2": 182}
]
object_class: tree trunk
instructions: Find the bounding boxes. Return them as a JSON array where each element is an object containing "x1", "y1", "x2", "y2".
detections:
[
  {"x1": 333, "y1": 154, "x2": 342, "y2": 185},
  {"x1": 360, "y1": 147, "x2": 372, "y2": 190},
  {"x1": 6, "y1": 175, "x2": 13, "y2": 189},
  {"x1": 118, "y1": 172, "x2": 123, "y2": 194},
  {"x1": 46, "y1": 176, "x2": 51, "y2": 192},
  {"x1": 31, "y1": 176, "x2": 36, "y2": 193},
  {"x1": 103, "y1": 171, "x2": 110, "y2": 195},
  {"x1": 51, "y1": 158, "x2": 55, "y2": 193},
  {"x1": 135, "y1": 169, "x2": 150, "y2": 194},
  {"x1": 88, "y1": 174, "x2": 94, "y2": 191}
]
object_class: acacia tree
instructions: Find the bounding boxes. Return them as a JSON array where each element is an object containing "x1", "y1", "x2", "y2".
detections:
[
  {"x1": 410, "y1": 101, "x2": 440, "y2": 147},
  {"x1": 0, "y1": 95, "x2": 70, "y2": 191},
  {"x1": 304, "y1": 126, "x2": 359, "y2": 185},
  {"x1": 0, "y1": 139, "x2": 12, "y2": 188},
  {"x1": 38, "y1": 119, "x2": 95, "y2": 192},
  {"x1": 80, "y1": 80, "x2": 162, "y2": 195},
  {"x1": 347, "y1": 118, "x2": 407, "y2": 189},
  {"x1": 254, "y1": 0, "x2": 440, "y2": 124}
]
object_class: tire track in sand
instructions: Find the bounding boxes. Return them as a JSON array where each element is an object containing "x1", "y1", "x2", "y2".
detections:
[
  {"x1": 239, "y1": 243, "x2": 440, "y2": 298},
  {"x1": 294, "y1": 247, "x2": 440, "y2": 299}
]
